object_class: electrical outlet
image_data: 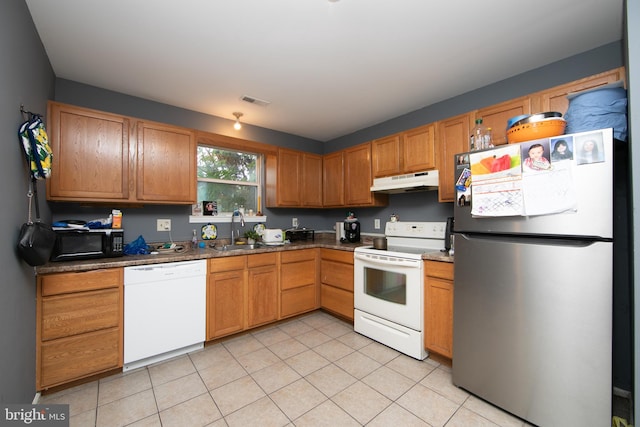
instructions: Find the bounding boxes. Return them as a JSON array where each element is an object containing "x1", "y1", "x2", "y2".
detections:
[
  {"x1": 157, "y1": 219, "x2": 171, "y2": 231},
  {"x1": 374, "y1": 218, "x2": 381, "y2": 229},
  {"x1": 292, "y1": 217, "x2": 298, "y2": 228}
]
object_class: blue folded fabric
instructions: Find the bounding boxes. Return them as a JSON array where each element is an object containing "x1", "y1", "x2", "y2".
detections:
[{"x1": 565, "y1": 86, "x2": 628, "y2": 141}]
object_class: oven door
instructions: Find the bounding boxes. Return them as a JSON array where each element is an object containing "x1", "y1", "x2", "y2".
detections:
[{"x1": 354, "y1": 251, "x2": 423, "y2": 330}]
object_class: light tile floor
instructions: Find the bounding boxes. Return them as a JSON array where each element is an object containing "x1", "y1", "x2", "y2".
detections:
[{"x1": 39, "y1": 311, "x2": 533, "y2": 427}]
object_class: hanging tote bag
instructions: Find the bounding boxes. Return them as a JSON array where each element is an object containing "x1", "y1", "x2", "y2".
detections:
[
  {"x1": 16, "y1": 113, "x2": 56, "y2": 266},
  {"x1": 18, "y1": 114, "x2": 53, "y2": 180}
]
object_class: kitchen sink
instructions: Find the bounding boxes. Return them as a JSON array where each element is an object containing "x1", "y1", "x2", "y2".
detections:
[{"x1": 213, "y1": 244, "x2": 261, "y2": 251}]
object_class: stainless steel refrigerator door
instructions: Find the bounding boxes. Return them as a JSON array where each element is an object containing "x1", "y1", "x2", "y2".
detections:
[
  {"x1": 454, "y1": 128, "x2": 613, "y2": 239},
  {"x1": 452, "y1": 234, "x2": 612, "y2": 427}
]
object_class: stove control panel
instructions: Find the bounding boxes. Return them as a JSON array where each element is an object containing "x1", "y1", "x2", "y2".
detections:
[{"x1": 384, "y1": 221, "x2": 446, "y2": 239}]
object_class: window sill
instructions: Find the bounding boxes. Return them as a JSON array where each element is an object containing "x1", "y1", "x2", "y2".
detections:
[{"x1": 189, "y1": 215, "x2": 267, "y2": 224}]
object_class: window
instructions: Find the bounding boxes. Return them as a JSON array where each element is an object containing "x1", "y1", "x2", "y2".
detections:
[{"x1": 197, "y1": 145, "x2": 261, "y2": 214}]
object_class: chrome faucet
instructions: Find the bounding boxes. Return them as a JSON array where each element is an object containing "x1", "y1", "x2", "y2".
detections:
[{"x1": 230, "y1": 209, "x2": 245, "y2": 245}]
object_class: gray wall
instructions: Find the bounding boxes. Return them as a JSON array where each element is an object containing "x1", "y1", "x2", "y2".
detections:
[
  {"x1": 627, "y1": 0, "x2": 640, "y2": 416},
  {"x1": 0, "y1": 0, "x2": 55, "y2": 403},
  {"x1": 52, "y1": 43, "x2": 624, "y2": 244}
]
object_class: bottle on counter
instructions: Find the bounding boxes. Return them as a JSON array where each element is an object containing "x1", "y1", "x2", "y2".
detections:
[
  {"x1": 191, "y1": 229, "x2": 198, "y2": 249},
  {"x1": 470, "y1": 118, "x2": 493, "y2": 151}
]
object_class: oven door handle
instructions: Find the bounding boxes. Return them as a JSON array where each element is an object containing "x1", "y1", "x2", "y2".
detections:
[{"x1": 354, "y1": 253, "x2": 422, "y2": 268}]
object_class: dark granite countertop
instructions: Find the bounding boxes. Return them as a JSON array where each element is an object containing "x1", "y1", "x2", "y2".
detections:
[{"x1": 35, "y1": 233, "x2": 453, "y2": 274}]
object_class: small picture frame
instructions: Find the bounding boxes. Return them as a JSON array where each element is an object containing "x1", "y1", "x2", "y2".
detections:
[
  {"x1": 191, "y1": 203, "x2": 203, "y2": 216},
  {"x1": 203, "y1": 201, "x2": 217, "y2": 216}
]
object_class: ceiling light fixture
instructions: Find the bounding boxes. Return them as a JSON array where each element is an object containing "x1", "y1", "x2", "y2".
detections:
[{"x1": 232, "y1": 112, "x2": 243, "y2": 130}]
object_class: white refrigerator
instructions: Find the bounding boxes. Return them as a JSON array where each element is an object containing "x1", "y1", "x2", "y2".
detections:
[{"x1": 452, "y1": 128, "x2": 614, "y2": 426}]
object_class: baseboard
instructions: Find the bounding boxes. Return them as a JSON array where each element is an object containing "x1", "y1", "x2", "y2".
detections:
[{"x1": 32, "y1": 392, "x2": 40, "y2": 404}]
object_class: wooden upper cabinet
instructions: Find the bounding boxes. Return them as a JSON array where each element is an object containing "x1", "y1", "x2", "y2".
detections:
[
  {"x1": 403, "y1": 124, "x2": 437, "y2": 173},
  {"x1": 302, "y1": 153, "x2": 323, "y2": 207},
  {"x1": 438, "y1": 113, "x2": 472, "y2": 203},
  {"x1": 475, "y1": 96, "x2": 531, "y2": 146},
  {"x1": 266, "y1": 148, "x2": 322, "y2": 208},
  {"x1": 344, "y1": 142, "x2": 388, "y2": 207},
  {"x1": 531, "y1": 67, "x2": 626, "y2": 116},
  {"x1": 47, "y1": 102, "x2": 131, "y2": 202},
  {"x1": 47, "y1": 102, "x2": 196, "y2": 204},
  {"x1": 372, "y1": 134, "x2": 401, "y2": 177},
  {"x1": 136, "y1": 121, "x2": 196, "y2": 204},
  {"x1": 322, "y1": 151, "x2": 345, "y2": 207},
  {"x1": 274, "y1": 148, "x2": 300, "y2": 206},
  {"x1": 372, "y1": 124, "x2": 437, "y2": 178}
]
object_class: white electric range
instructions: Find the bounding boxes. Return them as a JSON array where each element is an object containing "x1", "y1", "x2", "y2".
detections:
[{"x1": 353, "y1": 221, "x2": 446, "y2": 359}]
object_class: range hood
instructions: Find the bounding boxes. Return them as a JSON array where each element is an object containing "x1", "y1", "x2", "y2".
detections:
[{"x1": 370, "y1": 170, "x2": 439, "y2": 194}]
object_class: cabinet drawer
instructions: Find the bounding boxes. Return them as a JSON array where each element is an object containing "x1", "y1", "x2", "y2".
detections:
[
  {"x1": 321, "y1": 284, "x2": 353, "y2": 320},
  {"x1": 41, "y1": 289, "x2": 121, "y2": 341},
  {"x1": 281, "y1": 260, "x2": 316, "y2": 290},
  {"x1": 40, "y1": 268, "x2": 122, "y2": 296},
  {"x1": 425, "y1": 261, "x2": 453, "y2": 280},
  {"x1": 39, "y1": 328, "x2": 121, "y2": 389},
  {"x1": 281, "y1": 285, "x2": 316, "y2": 318},
  {"x1": 247, "y1": 252, "x2": 277, "y2": 268},
  {"x1": 281, "y1": 249, "x2": 316, "y2": 263},
  {"x1": 209, "y1": 256, "x2": 247, "y2": 273},
  {"x1": 320, "y1": 248, "x2": 353, "y2": 264},
  {"x1": 320, "y1": 260, "x2": 353, "y2": 291}
]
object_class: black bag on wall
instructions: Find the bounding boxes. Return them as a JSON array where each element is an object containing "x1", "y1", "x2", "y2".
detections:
[{"x1": 17, "y1": 219, "x2": 56, "y2": 267}]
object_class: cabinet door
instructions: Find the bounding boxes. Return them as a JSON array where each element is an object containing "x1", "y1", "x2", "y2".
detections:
[
  {"x1": 322, "y1": 151, "x2": 345, "y2": 207},
  {"x1": 208, "y1": 270, "x2": 246, "y2": 338},
  {"x1": 403, "y1": 124, "x2": 437, "y2": 173},
  {"x1": 47, "y1": 102, "x2": 131, "y2": 202},
  {"x1": 247, "y1": 264, "x2": 279, "y2": 327},
  {"x1": 276, "y1": 148, "x2": 301, "y2": 206},
  {"x1": 372, "y1": 134, "x2": 401, "y2": 178},
  {"x1": 302, "y1": 153, "x2": 323, "y2": 207},
  {"x1": 424, "y1": 276, "x2": 453, "y2": 358},
  {"x1": 344, "y1": 142, "x2": 388, "y2": 207},
  {"x1": 424, "y1": 261, "x2": 453, "y2": 358},
  {"x1": 438, "y1": 113, "x2": 472, "y2": 202},
  {"x1": 475, "y1": 97, "x2": 531, "y2": 146},
  {"x1": 136, "y1": 121, "x2": 196, "y2": 204},
  {"x1": 533, "y1": 67, "x2": 625, "y2": 115}
]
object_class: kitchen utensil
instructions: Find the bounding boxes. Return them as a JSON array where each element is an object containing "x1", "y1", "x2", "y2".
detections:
[
  {"x1": 507, "y1": 118, "x2": 566, "y2": 143},
  {"x1": 373, "y1": 237, "x2": 387, "y2": 250}
]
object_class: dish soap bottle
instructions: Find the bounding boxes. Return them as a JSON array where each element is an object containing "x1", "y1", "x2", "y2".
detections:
[
  {"x1": 470, "y1": 118, "x2": 493, "y2": 150},
  {"x1": 191, "y1": 229, "x2": 198, "y2": 249}
]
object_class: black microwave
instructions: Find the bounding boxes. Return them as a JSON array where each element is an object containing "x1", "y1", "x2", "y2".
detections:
[{"x1": 50, "y1": 228, "x2": 124, "y2": 262}]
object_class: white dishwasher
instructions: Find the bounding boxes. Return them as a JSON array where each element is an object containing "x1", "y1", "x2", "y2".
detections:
[{"x1": 124, "y1": 260, "x2": 206, "y2": 371}]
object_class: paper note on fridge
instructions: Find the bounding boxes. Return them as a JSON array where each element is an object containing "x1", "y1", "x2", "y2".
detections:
[{"x1": 469, "y1": 142, "x2": 577, "y2": 217}]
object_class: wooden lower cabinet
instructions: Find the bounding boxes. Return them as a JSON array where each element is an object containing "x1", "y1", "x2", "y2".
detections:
[
  {"x1": 247, "y1": 253, "x2": 279, "y2": 328},
  {"x1": 207, "y1": 256, "x2": 247, "y2": 339},
  {"x1": 424, "y1": 261, "x2": 454, "y2": 359},
  {"x1": 36, "y1": 268, "x2": 123, "y2": 390},
  {"x1": 208, "y1": 253, "x2": 279, "y2": 340},
  {"x1": 280, "y1": 249, "x2": 318, "y2": 318},
  {"x1": 319, "y1": 249, "x2": 354, "y2": 320}
]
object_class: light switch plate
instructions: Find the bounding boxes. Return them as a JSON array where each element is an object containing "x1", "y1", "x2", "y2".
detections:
[{"x1": 374, "y1": 219, "x2": 381, "y2": 229}]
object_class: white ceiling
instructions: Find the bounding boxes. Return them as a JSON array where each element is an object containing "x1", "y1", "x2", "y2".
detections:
[{"x1": 25, "y1": 0, "x2": 623, "y2": 142}]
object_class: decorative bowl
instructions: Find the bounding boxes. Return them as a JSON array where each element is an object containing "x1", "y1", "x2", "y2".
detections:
[{"x1": 507, "y1": 118, "x2": 566, "y2": 143}]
